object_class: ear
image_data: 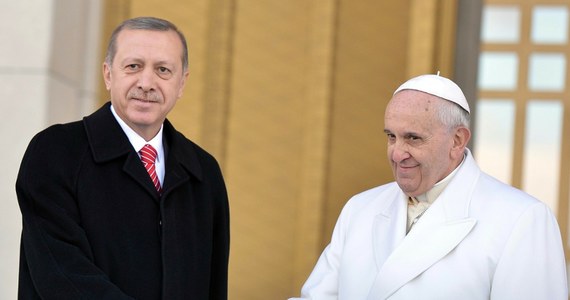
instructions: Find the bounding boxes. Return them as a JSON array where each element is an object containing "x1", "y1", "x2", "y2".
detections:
[
  {"x1": 451, "y1": 126, "x2": 471, "y2": 159},
  {"x1": 177, "y1": 70, "x2": 190, "y2": 98},
  {"x1": 103, "y1": 62, "x2": 111, "y2": 91}
]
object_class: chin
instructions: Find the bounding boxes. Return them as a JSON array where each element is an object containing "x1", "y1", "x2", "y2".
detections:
[
  {"x1": 397, "y1": 181, "x2": 418, "y2": 193},
  {"x1": 127, "y1": 115, "x2": 156, "y2": 125}
]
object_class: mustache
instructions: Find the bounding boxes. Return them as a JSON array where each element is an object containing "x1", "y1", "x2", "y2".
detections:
[{"x1": 127, "y1": 89, "x2": 162, "y2": 102}]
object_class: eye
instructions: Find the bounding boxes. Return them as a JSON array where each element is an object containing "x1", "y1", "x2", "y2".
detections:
[
  {"x1": 405, "y1": 134, "x2": 423, "y2": 144},
  {"x1": 125, "y1": 64, "x2": 140, "y2": 72},
  {"x1": 156, "y1": 66, "x2": 173, "y2": 79}
]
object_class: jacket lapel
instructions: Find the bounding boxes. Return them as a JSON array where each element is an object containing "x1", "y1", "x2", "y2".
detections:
[
  {"x1": 367, "y1": 150, "x2": 481, "y2": 299},
  {"x1": 372, "y1": 191, "x2": 407, "y2": 270},
  {"x1": 84, "y1": 103, "x2": 161, "y2": 200},
  {"x1": 123, "y1": 151, "x2": 162, "y2": 199},
  {"x1": 367, "y1": 215, "x2": 476, "y2": 299},
  {"x1": 161, "y1": 120, "x2": 203, "y2": 198}
]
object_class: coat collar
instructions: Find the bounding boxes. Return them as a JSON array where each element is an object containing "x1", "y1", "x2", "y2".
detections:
[
  {"x1": 368, "y1": 149, "x2": 480, "y2": 299},
  {"x1": 371, "y1": 186, "x2": 407, "y2": 270},
  {"x1": 83, "y1": 103, "x2": 203, "y2": 197}
]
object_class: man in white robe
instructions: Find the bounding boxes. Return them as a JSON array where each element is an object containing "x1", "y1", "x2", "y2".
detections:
[{"x1": 290, "y1": 74, "x2": 568, "y2": 300}]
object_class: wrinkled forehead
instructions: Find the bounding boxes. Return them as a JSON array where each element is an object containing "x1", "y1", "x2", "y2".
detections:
[
  {"x1": 385, "y1": 91, "x2": 446, "y2": 132},
  {"x1": 114, "y1": 29, "x2": 185, "y2": 65}
]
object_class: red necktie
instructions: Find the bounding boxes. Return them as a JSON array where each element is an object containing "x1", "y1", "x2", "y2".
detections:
[{"x1": 140, "y1": 144, "x2": 162, "y2": 194}]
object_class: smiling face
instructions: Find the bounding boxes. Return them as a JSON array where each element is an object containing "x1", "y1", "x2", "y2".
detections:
[
  {"x1": 384, "y1": 90, "x2": 469, "y2": 197},
  {"x1": 103, "y1": 29, "x2": 189, "y2": 141}
]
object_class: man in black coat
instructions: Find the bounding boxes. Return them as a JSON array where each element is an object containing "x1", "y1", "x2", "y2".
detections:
[{"x1": 16, "y1": 17, "x2": 230, "y2": 299}]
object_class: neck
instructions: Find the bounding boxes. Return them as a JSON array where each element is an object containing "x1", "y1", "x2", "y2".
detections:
[{"x1": 135, "y1": 127, "x2": 161, "y2": 142}]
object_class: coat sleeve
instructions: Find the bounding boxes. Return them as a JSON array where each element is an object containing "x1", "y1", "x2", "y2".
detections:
[
  {"x1": 207, "y1": 158, "x2": 231, "y2": 300},
  {"x1": 16, "y1": 131, "x2": 134, "y2": 300},
  {"x1": 490, "y1": 202, "x2": 568, "y2": 300},
  {"x1": 289, "y1": 199, "x2": 355, "y2": 299}
]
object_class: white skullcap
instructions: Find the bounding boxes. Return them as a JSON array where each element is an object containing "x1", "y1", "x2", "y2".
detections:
[{"x1": 393, "y1": 73, "x2": 470, "y2": 114}]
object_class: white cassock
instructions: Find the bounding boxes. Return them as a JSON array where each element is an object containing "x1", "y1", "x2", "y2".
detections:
[{"x1": 290, "y1": 149, "x2": 568, "y2": 300}]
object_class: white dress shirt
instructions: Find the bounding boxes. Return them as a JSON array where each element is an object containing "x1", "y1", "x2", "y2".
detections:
[{"x1": 407, "y1": 155, "x2": 466, "y2": 232}]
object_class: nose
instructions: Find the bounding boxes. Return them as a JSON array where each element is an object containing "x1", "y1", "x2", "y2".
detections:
[
  {"x1": 389, "y1": 141, "x2": 410, "y2": 163},
  {"x1": 137, "y1": 68, "x2": 156, "y2": 92}
]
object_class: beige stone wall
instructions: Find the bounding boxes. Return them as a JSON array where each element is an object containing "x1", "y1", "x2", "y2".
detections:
[
  {"x1": 1, "y1": 1, "x2": 103, "y2": 298},
  {"x1": 101, "y1": 1, "x2": 457, "y2": 298}
]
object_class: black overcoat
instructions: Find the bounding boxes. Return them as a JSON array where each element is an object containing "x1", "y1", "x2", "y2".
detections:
[{"x1": 16, "y1": 102, "x2": 230, "y2": 299}]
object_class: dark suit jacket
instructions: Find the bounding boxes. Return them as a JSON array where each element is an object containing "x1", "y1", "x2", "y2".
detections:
[{"x1": 16, "y1": 102, "x2": 230, "y2": 300}]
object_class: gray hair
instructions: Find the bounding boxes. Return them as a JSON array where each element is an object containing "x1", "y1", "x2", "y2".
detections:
[
  {"x1": 105, "y1": 16, "x2": 189, "y2": 71},
  {"x1": 434, "y1": 97, "x2": 471, "y2": 130}
]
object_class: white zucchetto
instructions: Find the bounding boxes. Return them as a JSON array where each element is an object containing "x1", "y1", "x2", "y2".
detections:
[{"x1": 394, "y1": 73, "x2": 470, "y2": 114}]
